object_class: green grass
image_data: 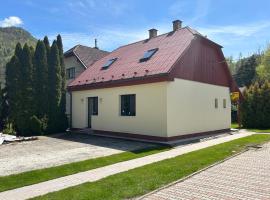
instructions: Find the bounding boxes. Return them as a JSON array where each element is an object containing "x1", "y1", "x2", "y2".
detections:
[
  {"x1": 231, "y1": 122, "x2": 270, "y2": 133},
  {"x1": 247, "y1": 128, "x2": 270, "y2": 133},
  {"x1": 231, "y1": 123, "x2": 239, "y2": 129},
  {"x1": 0, "y1": 145, "x2": 170, "y2": 192},
  {"x1": 32, "y1": 134, "x2": 270, "y2": 200}
]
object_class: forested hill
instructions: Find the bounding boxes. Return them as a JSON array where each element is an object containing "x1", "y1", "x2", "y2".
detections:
[{"x1": 0, "y1": 27, "x2": 37, "y2": 87}]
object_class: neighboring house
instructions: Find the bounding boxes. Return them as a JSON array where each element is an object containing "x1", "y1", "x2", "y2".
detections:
[
  {"x1": 64, "y1": 44, "x2": 109, "y2": 118},
  {"x1": 68, "y1": 20, "x2": 239, "y2": 142}
]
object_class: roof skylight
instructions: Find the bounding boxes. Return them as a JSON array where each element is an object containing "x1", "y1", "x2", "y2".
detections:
[
  {"x1": 140, "y1": 48, "x2": 158, "y2": 62},
  {"x1": 102, "y1": 58, "x2": 117, "y2": 70}
]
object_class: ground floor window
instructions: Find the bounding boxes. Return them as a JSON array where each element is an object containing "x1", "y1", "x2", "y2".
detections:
[{"x1": 120, "y1": 94, "x2": 136, "y2": 116}]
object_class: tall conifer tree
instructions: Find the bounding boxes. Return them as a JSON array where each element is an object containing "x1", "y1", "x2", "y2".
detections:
[
  {"x1": 43, "y1": 36, "x2": 50, "y2": 61},
  {"x1": 16, "y1": 44, "x2": 34, "y2": 135},
  {"x1": 47, "y1": 41, "x2": 62, "y2": 132},
  {"x1": 33, "y1": 40, "x2": 48, "y2": 117},
  {"x1": 5, "y1": 43, "x2": 23, "y2": 128},
  {"x1": 56, "y1": 34, "x2": 68, "y2": 131}
]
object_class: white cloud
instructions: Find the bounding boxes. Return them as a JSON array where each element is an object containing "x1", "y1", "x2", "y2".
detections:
[
  {"x1": 195, "y1": 21, "x2": 270, "y2": 57},
  {"x1": 47, "y1": 27, "x2": 148, "y2": 52},
  {"x1": 198, "y1": 21, "x2": 270, "y2": 37},
  {"x1": 0, "y1": 16, "x2": 23, "y2": 27},
  {"x1": 169, "y1": 0, "x2": 211, "y2": 23},
  {"x1": 67, "y1": 0, "x2": 129, "y2": 17}
]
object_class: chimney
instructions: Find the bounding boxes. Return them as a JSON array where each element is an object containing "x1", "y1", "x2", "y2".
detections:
[
  {"x1": 94, "y1": 38, "x2": 98, "y2": 49},
  {"x1": 173, "y1": 20, "x2": 182, "y2": 31},
  {"x1": 148, "y1": 28, "x2": 158, "y2": 39}
]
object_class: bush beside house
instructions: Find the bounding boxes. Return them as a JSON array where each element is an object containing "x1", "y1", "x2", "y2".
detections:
[{"x1": 241, "y1": 81, "x2": 270, "y2": 129}]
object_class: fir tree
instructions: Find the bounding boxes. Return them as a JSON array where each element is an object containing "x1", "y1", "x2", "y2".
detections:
[
  {"x1": 16, "y1": 44, "x2": 34, "y2": 135},
  {"x1": 43, "y1": 36, "x2": 50, "y2": 61},
  {"x1": 56, "y1": 34, "x2": 68, "y2": 131},
  {"x1": 47, "y1": 41, "x2": 62, "y2": 133},
  {"x1": 33, "y1": 40, "x2": 48, "y2": 118},
  {"x1": 5, "y1": 43, "x2": 22, "y2": 128},
  {"x1": 5, "y1": 56, "x2": 20, "y2": 125}
]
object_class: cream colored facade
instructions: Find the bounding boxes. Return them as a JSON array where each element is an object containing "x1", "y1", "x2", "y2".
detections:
[
  {"x1": 72, "y1": 82, "x2": 168, "y2": 137},
  {"x1": 71, "y1": 78, "x2": 231, "y2": 138},
  {"x1": 64, "y1": 56, "x2": 86, "y2": 116},
  {"x1": 166, "y1": 79, "x2": 231, "y2": 137}
]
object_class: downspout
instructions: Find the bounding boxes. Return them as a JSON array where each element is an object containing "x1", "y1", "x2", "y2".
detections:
[{"x1": 69, "y1": 91, "x2": 72, "y2": 129}]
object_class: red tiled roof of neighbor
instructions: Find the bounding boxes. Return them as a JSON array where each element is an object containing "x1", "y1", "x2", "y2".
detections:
[
  {"x1": 68, "y1": 27, "x2": 222, "y2": 89},
  {"x1": 64, "y1": 45, "x2": 109, "y2": 68}
]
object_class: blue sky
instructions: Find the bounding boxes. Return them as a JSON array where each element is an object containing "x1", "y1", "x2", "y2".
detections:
[{"x1": 1, "y1": 0, "x2": 270, "y2": 59}]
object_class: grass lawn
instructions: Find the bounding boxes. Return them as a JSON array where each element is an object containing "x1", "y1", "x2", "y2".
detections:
[
  {"x1": 231, "y1": 123, "x2": 239, "y2": 129},
  {"x1": 247, "y1": 128, "x2": 270, "y2": 133},
  {"x1": 0, "y1": 145, "x2": 170, "y2": 192},
  {"x1": 231, "y1": 123, "x2": 270, "y2": 133},
  {"x1": 32, "y1": 134, "x2": 270, "y2": 200}
]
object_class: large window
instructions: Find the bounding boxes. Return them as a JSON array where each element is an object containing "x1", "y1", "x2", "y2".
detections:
[
  {"x1": 120, "y1": 94, "x2": 136, "y2": 116},
  {"x1": 67, "y1": 67, "x2": 75, "y2": 79}
]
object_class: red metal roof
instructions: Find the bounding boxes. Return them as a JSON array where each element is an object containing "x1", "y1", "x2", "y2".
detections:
[{"x1": 68, "y1": 27, "x2": 197, "y2": 88}]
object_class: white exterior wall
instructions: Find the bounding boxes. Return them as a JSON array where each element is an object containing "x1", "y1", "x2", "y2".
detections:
[
  {"x1": 71, "y1": 82, "x2": 167, "y2": 137},
  {"x1": 166, "y1": 78, "x2": 231, "y2": 137},
  {"x1": 71, "y1": 78, "x2": 231, "y2": 138}
]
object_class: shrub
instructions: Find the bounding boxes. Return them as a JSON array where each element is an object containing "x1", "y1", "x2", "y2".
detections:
[
  {"x1": 241, "y1": 81, "x2": 270, "y2": 129},
  {"x1": 2, "y1": 123, "x2": 16, "y2": 135},
  {"x1": 29, "y1": 115, "x2": 48, "y2": 135}
]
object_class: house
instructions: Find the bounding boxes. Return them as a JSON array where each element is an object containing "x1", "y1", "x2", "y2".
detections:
[
  {"x1": 68, "y1": 20, "x2": 239, "y2": 142},
  {"x1": 64, "y1": 44, "x2": 109, "y2": 119}
]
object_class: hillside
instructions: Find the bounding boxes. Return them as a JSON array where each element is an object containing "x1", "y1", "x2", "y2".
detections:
[{"x1": 0, "y1": 27, "x2": 37, "y2": 87}]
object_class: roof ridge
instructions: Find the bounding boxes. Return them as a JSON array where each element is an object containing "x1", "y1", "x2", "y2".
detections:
[{"x1": 116, "y1": 26, "x2": 191, "y2": 50}]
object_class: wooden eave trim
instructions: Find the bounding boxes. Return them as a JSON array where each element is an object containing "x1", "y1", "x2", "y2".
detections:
[{"x1": 68, "y1": 73, "x2": 173, "y2": 92}]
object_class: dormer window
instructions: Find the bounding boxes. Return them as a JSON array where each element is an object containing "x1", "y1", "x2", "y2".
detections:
[
  {"x1": 140, "y1": 48, "x2": 158, "y2": 62},
  {"x1": 102, "y1": 58, "x2": 117, "y2": 70}
]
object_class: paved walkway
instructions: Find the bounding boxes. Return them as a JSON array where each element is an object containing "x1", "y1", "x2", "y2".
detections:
[
  {"x1": 140, "y1": 140, "x2": 270, "y2": 200},
  {"x1": 0, "y1": 132, "x2": 253, "y2": 200}
]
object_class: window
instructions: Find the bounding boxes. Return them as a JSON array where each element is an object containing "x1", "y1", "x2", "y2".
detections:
[
  {"x1": 67, "y1": 67, "x2": 75, "y2": 79},
  {"x1": 215, "y1": 98, "x2": 218, "y2": 108},
  {"x1": 140, "y1": 48, "x2": 158, "y2": 62},
  {"x1": 223, "y1": 99, "x2": 226, "y2": 108},
  {"x1": 89, "y1": 97, "x2": 98, "y2": 115},
  {"x1": 102, "y1": 58, "x2": 117, "y2": 70},
  {"x1": 120, "y1": 94, "x2": 136, "y2": 116}
]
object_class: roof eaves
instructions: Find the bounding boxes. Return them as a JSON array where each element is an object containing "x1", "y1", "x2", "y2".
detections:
[
  {"x1": 73, "y1": 51, "x2": 88, "y2": 69},
  {"x1": 68, "y1": 73, "x2": 171, "y2": 91},
  {"x1": 195, "y1": 34, "x2": 223, "y2": 48}
]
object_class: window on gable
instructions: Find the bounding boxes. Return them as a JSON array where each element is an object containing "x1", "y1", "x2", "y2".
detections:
[
  {"x1": 223, "y1": 99, "x2": 226, "y2": 108},
  {"x1": 67, "y1": 67, "x2": 75, "y2": 79},
  {"x1": 120, "y1": 94, "x2": 136, "y2": 116},
  {"x1": 102, "y1": 58, "x2": 117, "y2": 70},
  {"x1": 140, "y1": 48, "x2": 158, "y2": 62}
]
